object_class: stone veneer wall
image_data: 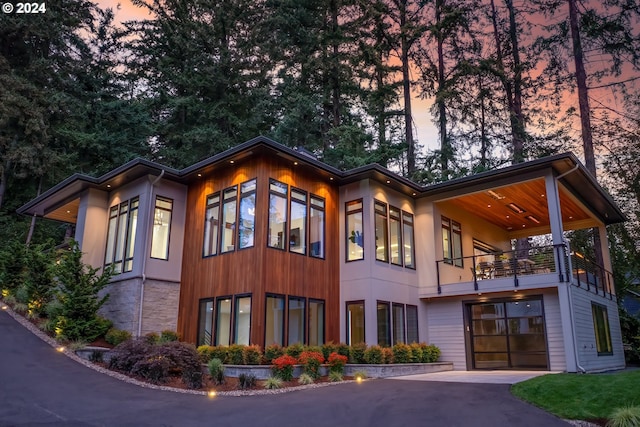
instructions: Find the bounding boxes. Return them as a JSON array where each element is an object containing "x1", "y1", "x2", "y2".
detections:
[{"x1": 98, "y1": 278, "x2": 180, "y2": 337}]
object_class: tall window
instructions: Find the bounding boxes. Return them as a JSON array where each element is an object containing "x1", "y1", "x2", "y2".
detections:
[
  {"x1": 268, "y1": 179, "x2": 288, "y2": 249},
  {"x1": 346, "y1": 301, "x2": 365, "y2": 345},
  {"x1": 234, "y1": 295, "x2": 251, "y2": 345},
  {"x1": 308, "y1": 299, "x2": 325, "y2": 346},
  {"x1": 389, "y1": 207, "x2": 402, "y2": 265},
  {"x1": 442, "y1": 216, "x2": 463, "y2": 267},
  {"x1": 203, "y1": 193, "x2": 220, "y2": 257},
  {"x1": 406, "y1": 305, "x2": 419, "y2": 343},
  {"x1": 220, "y1": 187, "x2": 237, "y2": 253},
  {"x1": 288, "y1": 297, "x2": 306, "y2": 345},
  {"x1": 215, "y1": 297, "x2": 232, "y2": 346},
  {"x1": 151, "y1": 196, "x2": 172, "y2": 260},
  {"x1": 377, "y1": 301, "x2": 391, "y2": 347},
  {"x1": 592, "y1": 303, "x2": 613, "y2": 355},
  {"x1": 393, "y1": 303, "x2": 406, "y2": 344},
  {"x1": 309, "y1": 196, "x2": 325, "y2": 258},
  {"x1": 403, "y1": 212, "x2": 415, "y2": 269},
  {"x1": 346, "y1": 200, "x2": 364, "y2": 261},
  {"x1": 375, "y1": 202, "x2": 389, "y2": 262},
  {"x1": 289, "y1": 189, "x2": 307, "y2": 255},
  {"x1": 105, "y1": 197, "x2": 139, "y2": 274},
  {"x1": 265, "y1": 295, "x2": 285, "y2": 346},
  {"x1": 198, "y1": 299, "x2": 214, "y2": 346},
  {"x1": 238, "y1": 179, "x2": 256, "y2": 249}
]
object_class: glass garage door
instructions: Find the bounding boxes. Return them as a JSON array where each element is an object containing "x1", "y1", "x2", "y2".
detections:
[{"x1": 468, "y1": 298, "x2": 548, "y2": 370}]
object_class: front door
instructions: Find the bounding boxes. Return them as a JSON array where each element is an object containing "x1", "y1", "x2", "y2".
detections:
[{"x1": 467, "y1": 297, "x2": 548, "y2": 370}]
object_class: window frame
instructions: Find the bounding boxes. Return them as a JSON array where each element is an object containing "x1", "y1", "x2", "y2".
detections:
[
  {"x1": 308, "y1": 298, "x2": 325, "y2": 346},
  {"x1": 287, "y1": 296, "x2": 306, "y2": 346},
  {"x1": 377, "y1": 301, "x2": 391, "y2": 347},
  {"x1": 392, "y1": 302, "x2": 406, "y2": 345},
  {"x1": 346, "y1": 199, "x2": 364, "y2": 262},
  {"x1": 220, "y1": 186, "x2": 238, "y2": 254},
  {"x1": 442, "y1": 216, "x2": 463, "y2": 268},
  {"x1": 289, "y1": 187, "x2": 308, "y2": 256},
  {"x1": 265, "y1": 293, "x2": 286, "y2": 347},
  {"x1": 203, "y1": 192, "x2": 221, "y2": 258},
  {"x1": 150, "y1": 196, "x2": 173, "y2": 261},
  {"x1": 268, "y1": 179, "x2": 288, "y2": 251},
  {"x1": 233, "y1": 293, "x2": 252, "y2": 345},
  {"x1": 197, "y1": 298, "x2": 215, "y2": 346},
  {"x1": 592, "y1": 303, "x2": 613, "y2": 356},
  {"x1": 402, "y1": 211, "x2": 416, "y2": 269},
  {"x1": 389, "y1": 206, "x2": 403, "y2": 266},
  {"x1": 104, "y1": 197, "x2": 139, "y2": 274},
  {"x1": 214, "y1": 295, "x2": 233, "y2": 346},
  {"x1": 374, "y1": 201, "x2": 389, "y2": 263},
  {"x1": 346, "y1": 300, "x2": 366, "y2": 345},
  {"x1": 309, "y1": 195, "x2": 326, "y2": 259},
  {"x1": 238, "y1": 178, "x2": 257, "y2": 250},
  {"x1": 406, "y1": 304, "x2": 419, "y2": 344}
]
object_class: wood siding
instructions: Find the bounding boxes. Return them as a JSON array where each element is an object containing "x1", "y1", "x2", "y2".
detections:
[
  {"x1": 177, "y1": 156, "x2": 340, "y2": 347},
  {"x1": 570, "y1": 286, "x2": 625, "y2": 372}
]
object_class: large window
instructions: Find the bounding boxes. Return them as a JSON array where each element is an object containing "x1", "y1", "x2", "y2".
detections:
[
  {"x1": 377, "y1": 301, "x2": 391, "y2": 347},
  {"x1": 403, "y1": 212, "x2": 415, "y2": 269},
  {"x1": 215, "y1": 297, "x2": 232, "y2": 346},
  {"x1": 288, "y1": 296, "x2": 306, "y2": 345},
  {"x1": 442, "y1": 216, "x2": 463, "y2": 267},
  {"x1": 592, "y1": 303, "x2": 613, "y2": 355},
  {"x1": 265, "y1": 295, "x2": 285, "y2": 346},
  {"x1": 346, "y1": 200, "x2": 364, "y2": 261},
  {"x1": 151, "y1": 196, "x2": 172, "y2": 260},
  {"x1": 220, "y1": 187, "x2": 237, "y2": 253},
  {"x1": 308, "y1": 299, "x2": 325, "y2": 346},
  {"x1": 406, "y1": 305, "x2": 419, "y2": 343},
  {"x1": 346, "y1": 301, "x2": 365, "y2": 345},
  {"x1": 268, "y1": 179, "x2": 288, "y2": 250},
  {"x1": 203, "y1": 193, "x2": 220, "y2": 257},
  {"x1": 375, "y1": 202, "x2": 389, "y2": 262},
  {"x1": 234, "y1": 295, "x2": 252, "y2": 345},
  {"x1": 289, "y1": 189, "x2": 307, "y2": 255},
  {"x1": 393, "y1": 303, "x2": 406, "y2": 345},
  {"x1": 198, "y1": 299, "x2": 214, "y2": 346},
  {"x1": 105, "y1": 197, "x2": 139, "y2": 274},
  {"x1": 238, "y1": 179, "x2": 256, "y2": 249},
  {"x1": 309, "y1": 196, "x2": 325, "y2": 258},
  {"x1": 389, "y1": 207, "x2": 402, "y2": 265}
]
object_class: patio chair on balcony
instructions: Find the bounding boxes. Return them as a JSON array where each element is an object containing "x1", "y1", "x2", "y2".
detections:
[
  {"x1": 477, "y1": 261, "x2": 493, "y2": 279},
  {"x1": 493, "y1": 260, "x2": 507, "y2": 277}
]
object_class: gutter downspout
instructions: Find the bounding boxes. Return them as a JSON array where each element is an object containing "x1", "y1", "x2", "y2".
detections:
[
  {"x1": 555, "y1": 164, "x2": 586, "y2": 373},
  {"x1": 137, "y1": 169, "x2": 165, "y2": 338}
]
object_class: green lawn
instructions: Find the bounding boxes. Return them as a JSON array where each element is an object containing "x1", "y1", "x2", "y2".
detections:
[{"x1": 511, "y1": 370, "x2": 640, "y2": 420}]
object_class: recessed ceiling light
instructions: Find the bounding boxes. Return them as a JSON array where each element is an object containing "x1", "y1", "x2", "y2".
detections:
[
  {"x1": 525, "y1": 215, "x2": 541, "y2": 224},
  {"x1": 329, "y1": 177, "x2": 334, "y2": 181},
  {"x1": 487, "y1": 190, "x2": 505, "y2": 200},
  {"x1": 386, "y1": 180, "x2": 390, "y2": 184},
  {"x1": 507, "y1": 203, "x2": 525, "y2": 214},
  {"x1": 106, "y1": 184, "x2": 111, "y2": 188},
  {"x1": 487, "y1": 204, "x2": 491, "y2": 208},
  {"x1": 294, "y1": 161, "x2": 298, "y2": 166},
  {"x1": 230, "y1": 160, "x2": 235, "y2": 164},
  {"x1": 197, "y1": 173, "x2": 202, "y2": 177}
]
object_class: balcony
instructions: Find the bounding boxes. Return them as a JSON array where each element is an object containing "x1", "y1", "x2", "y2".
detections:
[{"x1": 427, "y1": 243, "x2": 615, "y2": 299}]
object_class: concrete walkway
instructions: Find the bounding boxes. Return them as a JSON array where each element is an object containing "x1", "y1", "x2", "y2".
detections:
[{"x1": 388, "y1": 369, "x2": 559, "y2": 384}]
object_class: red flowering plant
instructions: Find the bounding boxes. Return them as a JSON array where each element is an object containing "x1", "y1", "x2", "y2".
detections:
[
  {"x1": 298, "y1": 351, "x2": 325, "y2": 379},
  {"x1": 271, "y1": 354, "x2": 297, "y2": 381},
  {"x1": 327, "y1": 352, "x2": 348, "y2": 374}
]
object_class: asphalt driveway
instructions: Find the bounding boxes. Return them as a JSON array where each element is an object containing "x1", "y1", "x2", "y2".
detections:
[{"x1": 0, "y1": 311, "x2": 571, "y2": 427}]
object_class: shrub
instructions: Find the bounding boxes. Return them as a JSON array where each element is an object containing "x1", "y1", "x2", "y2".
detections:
[
  {"x1": 22, "y1": 243, "x2": 56, "y2": 317},
  {"x1": 327, "y1": 352, "x2": 348, "y2": 374},
  {"x1": 131, "y1": 354, "x2": 171, "y2": 384},
  {"x1": 608, "y1": 406, "x2": 640, "y2": 427},
  {"x1": 298, "y1": 351, "x2": 324, "y2": 379},
  {"x1": 105, "y1": 328, "x2": 132, "y2": 347},
  {"x1": 157, "y1": 341, "x2": 203, "y2": 389},
  {"x1": 227, "y1": 344, "x2": 245, "y2": 365},
  {"x1": 409, "y1": 343, "x2": 423, "y2": 362},
  {"x1": 349, "y1": 342, "x2": 367, "y2": 364},
  {"x1": 143, "y1": 332, "x2": 160, "y2": 344},
  {"x1": 321, "y1": 342, "x2": 338, "y2": 361},
  {"x1": 207, "y1": 358, "x2": 225, "y2": 385},
  {"x1": 265, "y1": 376, "x2": 283, "y2": 389},
  {"x1": 197, "y1": 345, "x2": 215, "y2": 363},
  {"x1": 159, "y1": 330, "x2": 179, "y2": 343},
  {"x1": 381, "y1": 347, "x2": 394, "y2": 364},
  {"x1": 304, "y1": 345, "x2": 323, "y2": 355},
  {"x1": 420, "y1": 344, "x2": 441, "y2": 363},
  {"x1": 392, "y1": 343, "x2": 412, "y2": 363},
  {"x1": 271, "y1": 354, "x2": 297, "y2": 381},
  {"x1": 238, "y1": 373, "x2": 257, "y2": 390},
  {"x1": 108, "y1": 339, "x2": 153, "y2": 372},
  {"x1": 264, "y1": 344, "x2": 284, "y2": 363},
  {"x1": 210, "y1": 346, "x2": 229, "y2": 364},
  {"x1": 298, "y1": 373, "x2": 314, "y2": 385},
  {"x1": 328, "y1": 371, "x2": 343, "y2": 382},
  {"x1": 243, "y1": 344, "x2": 263, "y2": 365},
  {"x1": 364, "y1": 345, "x2": 384, "y2": 364},
  {"x1": 285, "y1": 343, "x2": 304, "y2": 358},
  {"x1": 336, "y1": 343, "x2": 350, "y2": 359}
]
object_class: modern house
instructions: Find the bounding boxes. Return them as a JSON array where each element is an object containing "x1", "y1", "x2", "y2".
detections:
[{"x1": 19, "y1": 136, "x2": 626, "y2": 372}]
